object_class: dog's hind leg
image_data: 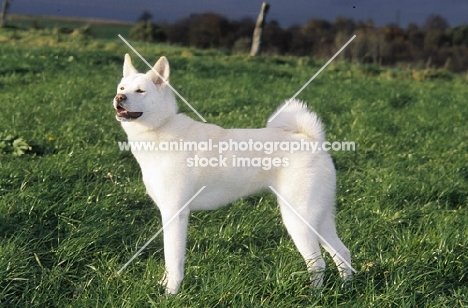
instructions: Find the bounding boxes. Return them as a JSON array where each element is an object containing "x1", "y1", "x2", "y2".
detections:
[
  {"x1": 277, "y1": 198, "x2": 326, "y2": 287},
  {"x1": 318, "y1": 215, "x2": 353, "y2": 282}
]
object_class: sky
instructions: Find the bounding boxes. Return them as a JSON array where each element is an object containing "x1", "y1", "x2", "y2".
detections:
[{"x1": 8, "y1": 0, "x2": 468, "y2": 28}]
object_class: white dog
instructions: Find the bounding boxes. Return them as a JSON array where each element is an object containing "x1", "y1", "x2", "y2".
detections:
[{"x1": 113, "y1": 54, "x2": 352, "y2": 294}]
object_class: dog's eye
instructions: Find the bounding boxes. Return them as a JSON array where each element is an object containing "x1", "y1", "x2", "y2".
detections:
[
  {"x1": 120, "y1": 86, "x2": 124, "y2": 90},
  {"x1": 135, "y1": 89, "x2": 145, "y2": 93}
]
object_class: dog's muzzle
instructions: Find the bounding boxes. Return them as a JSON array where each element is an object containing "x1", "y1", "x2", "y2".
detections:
[{"x1": 114, "y1": 94, "x2": 143, "y2": 120}]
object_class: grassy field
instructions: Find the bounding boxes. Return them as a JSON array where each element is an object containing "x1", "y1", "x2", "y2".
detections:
[
  {"x1": 7, "y1": 14, "x2": 133, "y2": 39},
  {"x1": 1, "y1": 27, "x2": 468, "y2": 307}
]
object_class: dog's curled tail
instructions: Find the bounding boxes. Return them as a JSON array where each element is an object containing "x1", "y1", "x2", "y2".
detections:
[{"x1": 267, "y1": 99, "x2": 325, "y2": 142}]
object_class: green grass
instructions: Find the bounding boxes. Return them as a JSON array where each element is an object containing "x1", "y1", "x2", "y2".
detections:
[
  {"x1": 1, "y1": 28, "x2": 468, "y2": 307},
  {"x1": 8, "y1": 15, "x2": 133, "y2": 39}
]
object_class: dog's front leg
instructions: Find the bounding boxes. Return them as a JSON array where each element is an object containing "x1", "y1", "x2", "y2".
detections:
[{"x1": 160, "y1": 207, "x2": 190, "y2": 295}]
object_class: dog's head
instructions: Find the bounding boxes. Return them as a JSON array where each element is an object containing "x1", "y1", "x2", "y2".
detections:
[{"x1": 113, "y1": 54, "x2": 176, "y2": 126}]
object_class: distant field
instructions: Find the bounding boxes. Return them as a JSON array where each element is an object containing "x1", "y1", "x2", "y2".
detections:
[
  {"x1": 0, "y1": 27, "x2": 467, "y2": 307},
  {"x1": 8, "y1": 14, "x2": 133, "y2": 39}
]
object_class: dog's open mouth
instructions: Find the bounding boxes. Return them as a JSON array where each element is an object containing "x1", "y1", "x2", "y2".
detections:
[{"x1": 116, "y1": 105, "x2": 143, "y2": 119}]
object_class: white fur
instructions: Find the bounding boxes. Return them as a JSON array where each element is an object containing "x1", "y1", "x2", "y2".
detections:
[{"x1": 113, "y1": 54, "x2": 352, "y2": 294}]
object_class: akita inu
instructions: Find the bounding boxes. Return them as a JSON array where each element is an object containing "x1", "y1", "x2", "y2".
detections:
[{"x1": 113, "y1": 54, "x2": 352, "y2": 294}]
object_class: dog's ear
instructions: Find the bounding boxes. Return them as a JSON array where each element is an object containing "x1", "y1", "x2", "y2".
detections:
[
  {"x1": 146, "y1": 56, "x2": 170, "y2": 87},
  {"x1": 123, "y1": 53, "x2": 138, "y2": 77}
]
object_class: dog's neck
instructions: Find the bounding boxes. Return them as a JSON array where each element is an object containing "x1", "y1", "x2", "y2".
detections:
[
  {"x1": 122, "y1": 111, "x2": 204, "y2": 149},
  {"x1": 121, "y1": 121, "x2": 155, "y2": 140}
]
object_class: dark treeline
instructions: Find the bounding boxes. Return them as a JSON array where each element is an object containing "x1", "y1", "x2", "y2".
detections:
[{"x1": 130, "y1": 12, "x2": 468, "y2": 72}]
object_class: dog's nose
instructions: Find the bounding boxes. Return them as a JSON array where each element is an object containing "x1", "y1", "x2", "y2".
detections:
[{"x1": 115, "y1": 94, "x2": 127, "y2": 103}]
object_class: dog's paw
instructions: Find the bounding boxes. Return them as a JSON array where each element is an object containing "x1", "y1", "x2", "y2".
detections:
[
  {"x1": 340, "y1": 275, "x2": 353, "y2": 291},
  {"x1": 309, "y1": 270, "x2": 325, "y2": 288},
  {"x1": 158, "y1": 272, "x2": 180, "y2": 295}
]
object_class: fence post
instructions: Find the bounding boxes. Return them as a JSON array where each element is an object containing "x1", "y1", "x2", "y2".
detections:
[{"x1": 250, "y1": 2, "x2": 270, "y2": 56}]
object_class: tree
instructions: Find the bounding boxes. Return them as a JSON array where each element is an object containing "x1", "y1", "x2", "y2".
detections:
[
  {"x1": 301, "y1": 19, "x2": 334, "y2": 58},
  {"x1": 333, "y1": 16, "x2": 355, "y2": 34},
  {"x1": 424, "y1": 29, "x2": 451, "y2": 49},
  {"x1": 453, "y1": 25, "x2": 468, "y2": 46},
  {"x1": 189, "y1": 13, "x2": 230, "y2": 49},
  {"x1": 163, "y1": 17, "x2": 191, "y2": 45},
  {"x1": 423, "y1": 14, "x2": 449, "y2": 30},
  {"x1": 129, "y1": 21, "x2": 167, "y2": 43},
  {"x1": 138, "y1": 10, "x2": 153, "y2": 22},
  {"x1": 406, "y1": 22, "x2": 419, "y2": 32},
  {"x1": 288, "y1": 24, "x2": 309, "y2": 56},
  {"x1": 407, "y1": 27, "x2": 425, "y2": 59},
  {"x1": 218, "y1": 17, "x2": 255, "y2": 49},
  {"x1": 262, "y1": 20, "x2": 290, "y2": 55}
]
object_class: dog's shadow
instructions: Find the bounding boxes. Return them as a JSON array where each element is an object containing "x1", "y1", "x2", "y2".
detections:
[{"x1": 187, "y1": 193, "x2": 285, "y2": 255}]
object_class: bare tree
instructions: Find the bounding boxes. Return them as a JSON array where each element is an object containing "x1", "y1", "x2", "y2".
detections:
[{"x1": 250, "y1": 2, "x2": 269, "y2": 56}]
